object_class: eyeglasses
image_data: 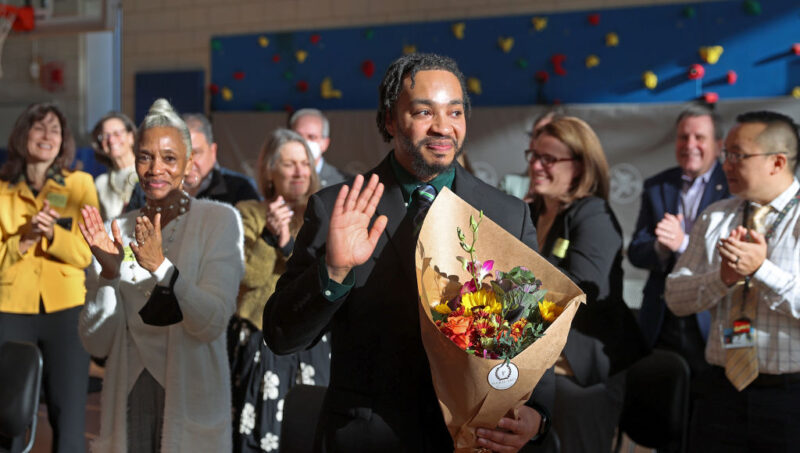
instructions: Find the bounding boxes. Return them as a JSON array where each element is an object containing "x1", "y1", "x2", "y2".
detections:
[
  {"x1": 97, "y1": 129, "x2": 128, "y2": 143},
  {"x1": 721, "y1": 150, "x2": 786, "y2": 164},
  {"x1": 524, "y1": 149, "x2": 576, "y2": 167}
]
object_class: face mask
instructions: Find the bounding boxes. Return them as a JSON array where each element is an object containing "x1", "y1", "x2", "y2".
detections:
[{"x1": 306, "y1": 140, "x2": 322, "y2": 160}]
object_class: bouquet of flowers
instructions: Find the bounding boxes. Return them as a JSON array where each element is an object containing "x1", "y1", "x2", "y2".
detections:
[
  {"x1": 415, "y1": 188, "x2": 584, "y2": 452},
  {"x1": 432, "y1": 211, "x2": 564, "y2": 361}
]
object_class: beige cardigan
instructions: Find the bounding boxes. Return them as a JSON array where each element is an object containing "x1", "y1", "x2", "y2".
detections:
[{"x1": 79, "y1": 199, "x2": 244, "y2": 453}]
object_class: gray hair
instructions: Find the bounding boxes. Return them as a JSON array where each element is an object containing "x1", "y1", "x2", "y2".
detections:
[
  {"x1": 137, "y1": 98, "x2": 192, "y2": 158},
  {"x1": 675, "y1": 103, "x2": 724, "y2": 141},
  {"x1": 182, "y1": 112, "x2": 214, "y2": 145},
  {"x1": 289, "y1": 108, "x2": 330, "y2": 138},
  {"x1": 256, "y1": 128, "x2": 320, "y2": 198}
]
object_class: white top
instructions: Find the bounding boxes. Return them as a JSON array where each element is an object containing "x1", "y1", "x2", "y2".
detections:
[
  {"x1": 95, "y1": 166, "x2": 137, "y2": 220},
  {"x1": 79, "y1": 199, "x2": 245, "y2": 453},
  {"x1": 666, "y1": 179, "x2": 800, "y2": 374}
]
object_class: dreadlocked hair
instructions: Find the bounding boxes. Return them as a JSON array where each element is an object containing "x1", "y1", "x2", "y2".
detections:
[{"x1": 375, "y1": 53, "x2": 471, "y2": 143}]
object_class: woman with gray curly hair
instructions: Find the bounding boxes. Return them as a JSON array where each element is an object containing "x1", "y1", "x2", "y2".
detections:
[{"x1": 78, "y1": 98, "x2": 244, "y2": 452}]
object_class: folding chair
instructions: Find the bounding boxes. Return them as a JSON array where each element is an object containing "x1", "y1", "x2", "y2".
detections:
[{"x1": 0, "y1": 341, "x2": 43, "y2": 453}]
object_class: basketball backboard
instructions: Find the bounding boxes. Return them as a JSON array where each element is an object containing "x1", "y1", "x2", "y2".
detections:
[{"x1": 2, "y1": 0, "x2": 117, "y2": 35}]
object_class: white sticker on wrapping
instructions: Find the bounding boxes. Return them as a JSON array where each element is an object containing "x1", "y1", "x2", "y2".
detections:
[{"x1": 488, "y1": 362, "x2": 519, "y2": 390}]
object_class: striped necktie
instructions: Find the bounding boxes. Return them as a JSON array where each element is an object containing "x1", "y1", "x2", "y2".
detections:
[{"x1": 411, "y1": 184, "x2": 437, "y2": 233}]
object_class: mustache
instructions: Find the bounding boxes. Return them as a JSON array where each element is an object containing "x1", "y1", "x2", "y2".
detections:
[{"x1": 417, "y1": 136, "x2": 458, "y2": 148}]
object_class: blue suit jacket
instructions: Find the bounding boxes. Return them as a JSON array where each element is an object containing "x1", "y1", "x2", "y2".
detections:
[{"x1": 628, "y1": 161, "x2": 730, "y2": 347}]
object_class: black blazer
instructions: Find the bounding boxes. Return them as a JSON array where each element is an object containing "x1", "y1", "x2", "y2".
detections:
[
  {"x1": 531, "y1": 196, "x2": 648, "y2": 381},
  {"x1": 264, "y1": 155, "x2": 554, "y2": 452}
]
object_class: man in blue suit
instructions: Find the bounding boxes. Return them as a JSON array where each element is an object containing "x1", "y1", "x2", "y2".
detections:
[{"x1": 629, "y1": 104, "x2": 730, "y2": 376}]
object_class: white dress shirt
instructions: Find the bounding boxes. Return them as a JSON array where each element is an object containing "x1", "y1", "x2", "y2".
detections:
[{"x1": 665, "y1": 179, "x2": 800, "y2": 374}]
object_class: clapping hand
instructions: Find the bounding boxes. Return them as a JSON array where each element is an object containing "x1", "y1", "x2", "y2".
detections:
[
  {"x1": 130, "y1": 214, "x2": 165, "y2": 273},
  {"x1": 79, "y1": 205, "x2": 124, "y2": 280},
  {"x1": 326, "y1": 174, "x2": 387, "y2": 283},
  {"x1": 265, "y1": 195, "x2": 293, "y2": 248},
  {"x1": 655, "y1": 213, "x2": 685, "y2": 252},
  {"x1": 718, "y1": 226, "x2": 767, "y2": 286},
  {"x1": 31, "y1": 200, "x2": 61, "y2": 241}
]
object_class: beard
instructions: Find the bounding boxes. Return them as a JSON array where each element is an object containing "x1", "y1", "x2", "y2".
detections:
[{"x1": 396, "y1": 131, "x2": 465, "y2": 181}]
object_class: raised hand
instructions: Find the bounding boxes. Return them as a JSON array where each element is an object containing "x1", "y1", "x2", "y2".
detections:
[
  {"x1": 326, "y1": 174, "x2": 387, "y2": 283},
  {"x1": 265, "y1": 195, "x2": 294, "y2": 247},
  {"x1": 130, "y1": 214, "x2": 165, "y2": 273},
  {"x1": 79, "y1": 205, "x2": 124, "y2": 279}
]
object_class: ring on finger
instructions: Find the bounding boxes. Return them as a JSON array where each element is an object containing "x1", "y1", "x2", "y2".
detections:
[{"x1": 735, "y1": 255, "x2": 740, "y2": 264}]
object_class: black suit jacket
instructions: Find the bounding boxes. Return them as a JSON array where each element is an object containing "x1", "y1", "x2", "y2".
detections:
[
  {"x1": 532, "y1": 197, "x2": 648, "y2": 382},
  {"x1": 628, "y1": 162, "x2": 729, "y2": 347},
  {"x1": 264, "y1": 155, "x2": 554, "y2": 452}
]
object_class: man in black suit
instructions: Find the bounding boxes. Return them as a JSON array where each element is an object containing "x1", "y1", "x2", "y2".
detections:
[
  {"x1": 290, "y1": 108, "x2": 350, "y2": 188},
  {"x1": 629, "y1": 104, "x2": 730, "y2": 376},
  {"x1": 263, "y1": 53, "x2": 553, "y2": 452}
]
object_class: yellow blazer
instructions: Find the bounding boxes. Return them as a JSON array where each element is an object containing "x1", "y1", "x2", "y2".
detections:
[{"x1": 0, "y1": 170, "x2": 99, "y2": 314}]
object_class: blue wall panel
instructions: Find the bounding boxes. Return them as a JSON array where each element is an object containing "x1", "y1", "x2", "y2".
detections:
[{"x1": 210, "y1": 0, "x2": 800, "y2": 110}]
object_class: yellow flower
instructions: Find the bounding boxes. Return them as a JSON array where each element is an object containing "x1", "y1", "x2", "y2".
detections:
[
  {"x1": 538, "y1": 300, "x2": 564, "y2": 322},
  {"x1": 461, "y1": 287, "x2": 502, "y2": 316},
  {"x1": 434, "y1": 303, "x2": 452, "y2": 315}
]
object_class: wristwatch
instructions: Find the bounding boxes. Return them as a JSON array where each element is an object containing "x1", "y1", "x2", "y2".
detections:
[{"x1": 528, "y1": 408, "x2": 551, "y2": 444}]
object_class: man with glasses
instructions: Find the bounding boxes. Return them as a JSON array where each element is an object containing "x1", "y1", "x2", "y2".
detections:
[
  {"x1": 665, "y1": 111, "x2": 800, "y2": 450},
  {"x1": 629, "y1": 104, "x2": 730, "y2": 379}
]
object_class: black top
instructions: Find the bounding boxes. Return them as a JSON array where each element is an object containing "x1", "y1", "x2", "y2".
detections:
[
  {"x1": 263, "y1": 155, "x2": 554, "y2": 451},
  {"x1": 531, "y1": 196, "x2": 648, "y2": 379}
]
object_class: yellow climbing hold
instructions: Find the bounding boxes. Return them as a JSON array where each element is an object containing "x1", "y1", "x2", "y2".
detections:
[
  {"x1": 321, "y1": 77, "x2": 342, "y2": 99},
  {"x1": 642, "y1": 71, "x2": 658, "y2": 90},
  {"x1": 452, "y1": 22, "x2": 465, "y2": 40}
]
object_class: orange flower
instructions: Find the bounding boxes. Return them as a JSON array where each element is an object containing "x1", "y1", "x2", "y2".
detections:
[
  {"x1": 441, "y1": 315, "x2": 473, "y2": 350},
  {"x1": 510, "y1": 318, "x2": 528, "y2": 340}
]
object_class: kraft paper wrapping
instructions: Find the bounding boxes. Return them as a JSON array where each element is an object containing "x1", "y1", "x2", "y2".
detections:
[{"x1": 416, "y1": 188, "x2": 585, "y2": 451}]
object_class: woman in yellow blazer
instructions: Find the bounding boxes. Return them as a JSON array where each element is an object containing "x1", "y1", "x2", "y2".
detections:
[{"x1": 0, "y1": 103, "x2": 98, "y2": 453}]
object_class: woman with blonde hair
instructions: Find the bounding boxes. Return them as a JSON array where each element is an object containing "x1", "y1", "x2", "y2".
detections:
[
  {"x1": 229, "y1": 128, "x2": 324, "y2": 452},
  {"x1": 79, "y1": 98, "x2": 244, "y2": 452},
  {"x1": 527, "y1": 116, "x2": 647, "y2": 452}
]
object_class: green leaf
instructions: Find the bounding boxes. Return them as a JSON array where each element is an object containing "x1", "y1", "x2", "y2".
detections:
[{"x1": 431, "y1": 310, "x2": 448, "y2": 323}]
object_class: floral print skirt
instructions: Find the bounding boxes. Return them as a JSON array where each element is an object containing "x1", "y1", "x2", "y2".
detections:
[{"x1": 227, "y1": 316, "x2": 331, "y2": 453}]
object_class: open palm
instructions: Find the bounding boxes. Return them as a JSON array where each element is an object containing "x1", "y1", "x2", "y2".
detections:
[
  {"x1": 79, "y1": 205, "x2": 124, "y2": 279},
  {"x1": 326, "y1": 174, "x2": 387, "y2": 282}
]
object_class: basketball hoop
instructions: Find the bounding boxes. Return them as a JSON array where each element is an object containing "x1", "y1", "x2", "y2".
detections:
[
  {"x1": 0, "y1": 7, "x2": 15, "y2": 79},
  {"x1": 0, "y1": 4, "x2": 35, "y2": 78}
]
